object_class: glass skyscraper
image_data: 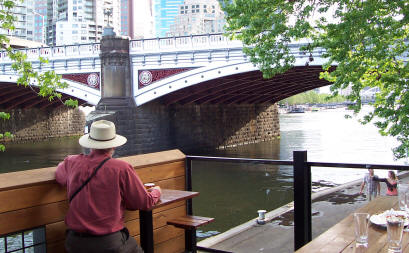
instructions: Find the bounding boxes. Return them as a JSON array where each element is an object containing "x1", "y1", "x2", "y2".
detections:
[{"x1": 154, "y1": 0, "x2": 184, "y2": 37}]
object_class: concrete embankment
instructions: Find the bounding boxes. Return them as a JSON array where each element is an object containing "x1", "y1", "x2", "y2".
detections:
[{"x1": 198, "y1": 173, "x2": 409, "y2": 253}]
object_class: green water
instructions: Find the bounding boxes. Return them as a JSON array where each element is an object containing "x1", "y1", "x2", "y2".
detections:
[{"x1": 0, "y1": 137, "x2": 84, "y2": 173}]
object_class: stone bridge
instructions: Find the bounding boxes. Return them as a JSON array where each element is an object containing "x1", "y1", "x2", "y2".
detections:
[{"x1": 0, "y1": 33, "x2": 331, "y2": 155}]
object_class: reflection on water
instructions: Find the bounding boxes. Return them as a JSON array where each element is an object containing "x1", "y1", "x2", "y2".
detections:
[
  {"x1": 0, "y1": 137, "x2": 84, "y2": 173},
  {"x1": 191, "y1": 161, "x2": 294, "y2": 237},
  {"x1": 0, "y1": 107, "x2": 405, "y2": 238}
]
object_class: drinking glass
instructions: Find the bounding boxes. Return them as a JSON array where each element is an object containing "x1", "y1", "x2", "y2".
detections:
[
  {"x1": 403, "y1": 192, "x2": 409, "y2": 233},
  {"x1": 386, "y1": 215, "x2": 405, "y2": 253},
  {"x1": 398, "y1": 184, "x2": 409, "y2": 211},
  {"x1": 354, "y1": 213, "x2": 370, "y2": 245}
]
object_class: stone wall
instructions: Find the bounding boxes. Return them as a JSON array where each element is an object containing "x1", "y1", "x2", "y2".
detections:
[
  {"x1": 170, "y1": 103, "x2": 280, "y2": 151},
  {"x1": 92, "y1": 100, "x2": 280, "y2": 156},
  {"x1": 1, "y1": 102, "x2": 279, "y2": 153},
  {"x1": 0, "y1": 108, "x2": 85, "y2": 142}
]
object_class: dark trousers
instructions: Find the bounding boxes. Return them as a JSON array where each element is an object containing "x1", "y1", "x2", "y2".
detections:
[{"x1": 65, "y1": 229, "x2": 144, "y2": 253}]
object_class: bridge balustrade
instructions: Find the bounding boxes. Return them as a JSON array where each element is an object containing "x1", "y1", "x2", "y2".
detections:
[
  {"x1": 0, "y1": 43, "x2": 101, "y2": 63},
  {"x1": 129, "y1": 33, "x2": 243, "y2": 53}
]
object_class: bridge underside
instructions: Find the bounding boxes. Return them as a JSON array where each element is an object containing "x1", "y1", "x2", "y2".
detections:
[
  {"x1": 158, "y1": 66, "x2": 331, "y2": 105},
  {"x1": 0, "y1": 82, "x2": 88, "y2": 110}
]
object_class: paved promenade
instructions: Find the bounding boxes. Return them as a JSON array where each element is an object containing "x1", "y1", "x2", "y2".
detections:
[{"x1": 198, "y1": 173, "x2": 409, "y2": 253}]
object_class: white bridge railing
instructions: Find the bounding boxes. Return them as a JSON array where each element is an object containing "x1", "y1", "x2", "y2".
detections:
[
  {"x1": 0, "y1": 33, "x2": 319, "y2": 63},
  {"x1": 0, "y1": 43, "x2": 101, "y2": 62},
  {"x1": 130, "y1": 33, "x2": 244, "y2": 53}
]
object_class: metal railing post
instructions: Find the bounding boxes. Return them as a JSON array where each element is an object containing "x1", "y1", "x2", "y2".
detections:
[
  {"x1": 185, "y1": 157, "x2": 195, "y2": 252},
  {"x1": 293, "y1": 150, "x2": 311, "y2": 251},
  {"x1": 186, "y1": 157, "x2": 193, "y2": 215}
]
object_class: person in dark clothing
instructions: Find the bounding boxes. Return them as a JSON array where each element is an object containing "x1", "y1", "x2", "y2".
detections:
[{"x1": 374, "y1": 170, "x2": 398, "y2": 196}]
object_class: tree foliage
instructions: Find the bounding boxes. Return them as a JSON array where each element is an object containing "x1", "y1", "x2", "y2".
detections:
[
  {"x1": 223, "y1": 0, "x2": 409, "y2": 159},
  {"x1": 0, "y1": 0, "x2": 77, "y2": 151},
  {"x1": 280, "y1": 91, "x2": 346, "y2": 105}
]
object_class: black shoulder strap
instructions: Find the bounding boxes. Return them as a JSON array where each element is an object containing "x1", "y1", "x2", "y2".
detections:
[{"x1": 69, "y1": 157, "x2": 111, "y2": 203}]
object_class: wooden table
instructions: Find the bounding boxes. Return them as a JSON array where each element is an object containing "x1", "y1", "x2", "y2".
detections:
[
  {"x1": 296, "y1": 196, "x2": 409, "y2": 253},
  {"x1": 139, "y1": 189, "x2": 199, "y2": 253}
]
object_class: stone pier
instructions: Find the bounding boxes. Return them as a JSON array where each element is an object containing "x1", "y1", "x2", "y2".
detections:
[
  {"x1": 89, "y1": 99, "x2": 280, "y2": 156},
  {"x1": 0, "y1": 107, "x2": 85, "y2": 142}
]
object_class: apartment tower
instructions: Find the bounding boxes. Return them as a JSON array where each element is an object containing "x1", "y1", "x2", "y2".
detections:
[
  {"x1": 167, "y1": 0, "x2": 225, "y2": 36},
  {"x1": 0, "y1": 0, "x2": 36, "y2": 42},
  {"x1": 46, "y1": 0, "x2": 121, "y2": 46},
  {"x1": 153, "y1": 0, "x2": 184, "y2": 37}
]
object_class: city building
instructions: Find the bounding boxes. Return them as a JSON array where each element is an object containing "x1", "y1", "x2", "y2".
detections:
[
  {"x1": 0, "y1": 0, "x2": 37, "y2": 42},
  {"x1": 34, "y1": 0, "x2": 47, "y2": 43},
  {"x1": 132, "y1": 0, "x2": 155, "y2": 39},
  {"x1": 46, "y1": 0, "x2": 121, "y2": 46},
  {"x1": 153, "y1": 0, "x2": 184, "y2": 37},
  {"x1": 167, "y1": 0, "x2": 225, "y2": 36},
  {"x1": 120, "y1": 0, "x2": 130, "y2": 36}
]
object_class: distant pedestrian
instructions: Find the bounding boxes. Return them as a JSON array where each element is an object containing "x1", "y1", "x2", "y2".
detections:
[
  {"x1": 359, "y1": 166, "x2": 380, "y2": 201},
  {"x1": 373, "y1": 170, "x2": 398, "y2": 196}
]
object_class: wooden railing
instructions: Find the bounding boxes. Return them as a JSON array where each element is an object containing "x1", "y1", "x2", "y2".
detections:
[{"x1": 0, "y1": 149, "x2": 187, "y2": 253}]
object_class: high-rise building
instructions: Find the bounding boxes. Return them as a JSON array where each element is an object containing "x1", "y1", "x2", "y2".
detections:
[
  {"x1": 46, "y1": 0, "x2": 121, "y2": 46},
  {"x1": 34, "y1": 0, "x2": 47, "y2": 43},
  {"x1": 119, "y1": 0, "x2": 155, "y2": 39},
  {"x1": 120, "y1": 0, "x2": 129, "y2": 36},
  {"x1": 0, "y1": 0, "x2": 37, "y2": 42},
  {"x1": 153, "y1": 0, "x2": 184, "y2": 37},
  {"x1": 132, "y1": 0, "x2": 154, "y2": 39},
  {"x1": 167, "y1": 0, "x2": 225, "y2": 36}
]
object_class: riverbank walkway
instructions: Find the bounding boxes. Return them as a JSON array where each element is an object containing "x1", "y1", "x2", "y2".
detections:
[{"x1": 198, "y1": 173, "x2": 409, "y2": 253}]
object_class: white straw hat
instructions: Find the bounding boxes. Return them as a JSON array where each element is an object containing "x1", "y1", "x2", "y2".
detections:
[{"x1": 79, "y1": 120, "x2": 127, "y2": 149}]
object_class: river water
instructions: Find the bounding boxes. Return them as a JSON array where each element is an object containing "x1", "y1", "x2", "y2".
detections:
[{"x1": 0, "y1": 106, "x2": 405, "y2": 238}]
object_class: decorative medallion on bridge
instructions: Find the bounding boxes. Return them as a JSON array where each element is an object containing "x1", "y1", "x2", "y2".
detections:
[
  {"x1": 139, "y1": 70, "x2": 153, "y2": 86},
  {"x1": 62, "y1": 72, "x2": 100, "y2": 89},
  {"x1": 138, "y1": 68, "x2": 194, "y2": 89},
  {"x1": 87, "y1": 73, "x2": 100, "y2": 88}
]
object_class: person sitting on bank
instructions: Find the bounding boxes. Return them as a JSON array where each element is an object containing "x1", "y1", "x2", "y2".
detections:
[
  {"x1": 359, "y1": 166, "x2": 380, "y2": 201},
  {"x1": 55, "y1": 120, "x2": 162, "y2": 253},
  {"x1": 373, "y1": 170, "x2": 398, "y2": 196}
]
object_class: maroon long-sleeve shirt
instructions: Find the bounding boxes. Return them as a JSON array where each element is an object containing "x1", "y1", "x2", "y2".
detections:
[{"x1": 55, "y1": 150, "x2": 161, "y2": 235}]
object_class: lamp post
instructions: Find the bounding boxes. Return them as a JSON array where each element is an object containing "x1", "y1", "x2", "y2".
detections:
[
  {"x1": 32, "y1": 10, "x2": 46, "y2": 44},
  {"x1": 103, "y1": 8, "x2": 115, "y2": 36}
]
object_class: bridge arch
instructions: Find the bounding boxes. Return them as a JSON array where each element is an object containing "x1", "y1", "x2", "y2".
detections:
[
  {"x1": 0, "y1": 74, "x2": 100, "y2": 109},
  {"x1": 134, "y1": 63, "x2": 331, "y2": 106}
]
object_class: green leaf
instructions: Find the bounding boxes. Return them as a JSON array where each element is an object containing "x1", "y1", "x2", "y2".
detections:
[{"x1": 0, "y1": 112, "x2": 10, "y2": 120}]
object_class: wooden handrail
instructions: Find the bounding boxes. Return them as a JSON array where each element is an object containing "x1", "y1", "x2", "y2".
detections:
[{"x1": 0, "y1": 149, "x2": 185, "y2": 191}]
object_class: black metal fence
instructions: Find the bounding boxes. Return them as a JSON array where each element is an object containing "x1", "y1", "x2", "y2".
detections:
[
  {"x1": 186, "y1": 150, "x2": 409, "y2": 251},
  {"x1": 0, "y1": 227, "x2": 46, "y2": 253}
]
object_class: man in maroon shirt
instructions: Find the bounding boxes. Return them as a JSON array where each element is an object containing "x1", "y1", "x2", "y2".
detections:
[{"x1": 56, "y1": 120, "x2": 161, "y2": 253}]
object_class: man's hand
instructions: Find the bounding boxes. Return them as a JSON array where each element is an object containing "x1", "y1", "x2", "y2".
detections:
[{"x1": 150, "y1": 186, "x2": 162, "y2": 195}]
